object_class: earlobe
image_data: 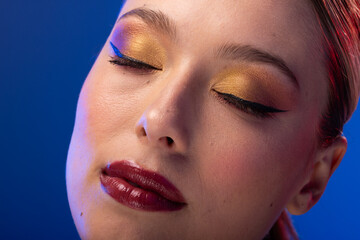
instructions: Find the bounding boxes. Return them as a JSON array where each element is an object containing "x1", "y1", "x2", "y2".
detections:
[{"x1": 286, "y1": 136, "x2": 347, "y2": 215}]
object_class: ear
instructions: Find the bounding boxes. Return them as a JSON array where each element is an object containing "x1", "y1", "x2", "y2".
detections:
[{"x1": 286, "y1": 136, "x2": 347, "y2": 215}]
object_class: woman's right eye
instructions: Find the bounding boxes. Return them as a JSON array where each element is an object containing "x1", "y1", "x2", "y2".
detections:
[{"x1": 108, "y1": 41, "x2": 162, "y2": 73}]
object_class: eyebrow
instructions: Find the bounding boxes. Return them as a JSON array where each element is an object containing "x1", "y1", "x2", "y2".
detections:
[
  {"x1": 215, "y1": 44, "x2": 299, "y2": 88},
  {"x1": 117, "y1": 7, "x2": 177, "y2": 39},
  {"x1": 118, "y1": 7, "x2": 299, "y2": 88}
]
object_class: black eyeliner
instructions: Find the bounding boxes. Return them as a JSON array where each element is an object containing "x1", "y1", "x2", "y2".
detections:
[{"x1": 213, "y1": 90, "x2": 287, "y2": 117}]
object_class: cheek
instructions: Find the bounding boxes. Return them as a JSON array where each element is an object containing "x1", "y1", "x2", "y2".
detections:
[
  {"x1": 196, "y1": 111, "x2": 316, "y2": 212},
  {"x1": 77, "y1": 60, "x2": 141, "y2": 147},
  {"x1": 182, "y1": 114, "x2": 317, "y2": 238}
]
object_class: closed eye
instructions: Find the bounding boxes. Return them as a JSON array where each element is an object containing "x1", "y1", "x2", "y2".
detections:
[
  {"x1": 213, "y1": 89, "x2": 287, "y2": 118},
  {"x1": 109, "y1": 41, "x2": 162, "y2": 71}
]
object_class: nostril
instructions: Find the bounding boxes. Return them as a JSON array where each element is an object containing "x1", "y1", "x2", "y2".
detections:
[
  {"x1": 138, "y1": 127, "x2": 147, "y2": 137},
  {"x1": 159, "y1": 136, "x2": 175, "y2": 147},
  {"x1": 166, "y1": 137, "x2": 174, "y2": 146}
]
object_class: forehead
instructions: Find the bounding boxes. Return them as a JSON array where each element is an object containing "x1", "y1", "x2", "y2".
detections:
[
  {"x1": 120, "y1": 0, "x2": 320, "y2": 46},
  {"x1": 120, "y1": 0, "x2": 326, "y2": 96}
]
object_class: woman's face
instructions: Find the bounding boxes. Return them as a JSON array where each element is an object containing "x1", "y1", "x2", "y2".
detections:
[{"x1": 66, "y1": 0, "x2": 328, "y2": 239}]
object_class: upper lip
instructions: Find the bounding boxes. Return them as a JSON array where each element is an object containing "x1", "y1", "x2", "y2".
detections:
[{"x1": 102, "y1": 160, "x2": 186, "y2": 204}]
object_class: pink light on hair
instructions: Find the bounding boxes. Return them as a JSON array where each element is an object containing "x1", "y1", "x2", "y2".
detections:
[{"x1": 310, "y1": 0, "x2": 360, "y2": 147}]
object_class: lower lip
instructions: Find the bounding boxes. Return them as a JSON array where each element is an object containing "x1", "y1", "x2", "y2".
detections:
[{"x1": 100, "y1": 174, "x2": 185, "y2": 211}]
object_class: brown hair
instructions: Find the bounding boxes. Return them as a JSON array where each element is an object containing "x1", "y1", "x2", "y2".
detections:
[{"x1": 311, "y1": 0, "x2": 360, "y2": 147}]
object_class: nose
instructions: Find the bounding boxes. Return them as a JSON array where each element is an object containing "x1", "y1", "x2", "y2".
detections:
[{"x1": 135, "y1": 74, "x2": 197, "y2": 153}]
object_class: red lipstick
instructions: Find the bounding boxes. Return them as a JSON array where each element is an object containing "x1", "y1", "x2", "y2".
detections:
[{"x1": 100, "y1": 161, "x2": 186, "y2": 211}]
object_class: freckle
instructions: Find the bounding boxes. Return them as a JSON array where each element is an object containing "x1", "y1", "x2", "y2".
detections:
[
  {"x1": 80, "y1": 212, "x2": 83, "y2": 216},
  {"x1": 270, "y1": 203, "x2": 273, "y2": 207}
]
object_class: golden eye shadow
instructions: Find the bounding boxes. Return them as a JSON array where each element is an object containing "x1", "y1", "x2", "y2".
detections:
[
  {"x1": 213, "y1": 66, "x2": 297, "y2": 110},
  {"x1": 110, "y1": 24, "x2": 166, "y2": 70},
  {"x1": 214, "y1": 69, "x2": 271, "y2": 104}
]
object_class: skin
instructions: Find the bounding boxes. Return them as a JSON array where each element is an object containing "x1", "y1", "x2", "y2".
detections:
[{"x1": 66, "y1": 0, "x2": 347, "y2": 239}]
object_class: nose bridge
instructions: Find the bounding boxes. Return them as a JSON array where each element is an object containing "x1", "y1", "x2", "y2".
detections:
[
  {"x1": 135, "y1": 67, "x2": 200, "y2": 152},
  {"x1": 156, "y1": 71, "x2": 194, "y2": 117}
]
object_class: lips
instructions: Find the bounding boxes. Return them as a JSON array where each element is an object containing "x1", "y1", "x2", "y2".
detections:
[{"x1": 100, "y1": 160, "x2": 186, "y2": 211}]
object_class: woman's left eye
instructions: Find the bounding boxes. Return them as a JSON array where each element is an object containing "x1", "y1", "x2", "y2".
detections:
[
  {"x1": 108, "y1": 41, "x2": 162, "y2": 72},
  {"x1": 212, "y1": 89, "x2": 286, "y2": 118}
]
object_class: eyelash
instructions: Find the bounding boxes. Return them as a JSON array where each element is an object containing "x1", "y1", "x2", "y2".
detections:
[
  {"x1": 212, "y1": 90, "x2": 286, "y2": 118},
  {"x1": 109, "y1": 42, "x2": 285, "y2": 118}
]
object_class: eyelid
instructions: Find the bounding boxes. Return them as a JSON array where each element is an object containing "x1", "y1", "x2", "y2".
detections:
[{"x1": 109, "y1": 41, "x2": 162, "y2": 71}]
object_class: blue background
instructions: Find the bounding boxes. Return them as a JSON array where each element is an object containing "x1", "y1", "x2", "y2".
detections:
[{"x1": 0, "y1": 1, "x2": 358, "y2": 239}]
